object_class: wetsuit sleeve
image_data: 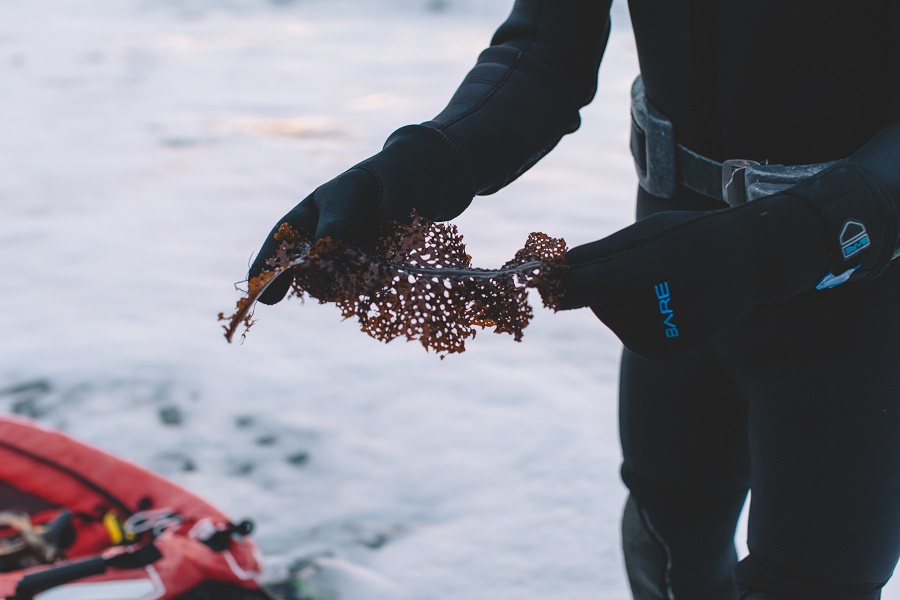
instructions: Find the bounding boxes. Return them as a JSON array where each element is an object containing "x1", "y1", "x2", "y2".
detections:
[
  {"x1": 782, "y1": 5, "x2": 900, "y2": 286},
  {"x1": 849, "y1": 119, "x2": 900, "y2": 262},
  {"x1": 779, "y1": 121, "x2": 900, "y2": 288},
  {"x1": 843, "y1": 3, "x2": 900, "y2": 264},
  {"x1": 836, "y1": 1, "x2": 900, "y2": 268},
  {"x1": 419, "y1": 0, "x2": 613, "y2": 196}
]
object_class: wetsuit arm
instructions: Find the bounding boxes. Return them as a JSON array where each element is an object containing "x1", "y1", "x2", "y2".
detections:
[
  {"x1": 848, "y1": 119, "x2": 900, "y2": 262},
  {"x1": 782, "y1": 17, "x2": 900, "y2": 286},
  {"x1": 827, "y1": 3, "x2": 900, "y2": 268},
  {"x1": 773, "y1": 121, "x2": 900, "y2": 289},
  {"x1": 250, "y1": 1, "x2": 613, "y2": 304},
  {"x1": 416, "y1": 0, "x2": 613, "y2": 196}
]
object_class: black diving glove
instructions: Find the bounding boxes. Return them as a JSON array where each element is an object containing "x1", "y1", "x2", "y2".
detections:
[
  {"x1": 249, "y1": 124, "x2": 474, "y2": 304},
  {"x1": 562, "y1": 163, "x2": 897, "y2": 361}
]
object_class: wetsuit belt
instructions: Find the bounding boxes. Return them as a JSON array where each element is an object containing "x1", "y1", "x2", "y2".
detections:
[{"x1": 629, "y1": 76, "x2": 840, "y2": 206}]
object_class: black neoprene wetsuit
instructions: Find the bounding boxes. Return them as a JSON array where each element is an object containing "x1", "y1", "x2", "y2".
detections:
[{"x1": 402, "y1": 1, "x2": 900, "y2": 598}]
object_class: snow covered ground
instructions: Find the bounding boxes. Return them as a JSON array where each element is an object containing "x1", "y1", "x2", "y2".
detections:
[{"x1": 0, "y1": 1, "x2": 896, "y2": 598}]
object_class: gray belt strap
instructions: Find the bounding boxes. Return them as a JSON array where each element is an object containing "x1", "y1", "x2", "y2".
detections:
[
  {"x1": 675, "y1": 145, "x2": 722, "y2": 200},
  {"x1": 629, "y1": 76, "x2": 840, "y2": 206}
]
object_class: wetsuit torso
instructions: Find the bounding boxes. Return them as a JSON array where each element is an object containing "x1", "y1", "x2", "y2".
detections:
[
  {"x1": 407, "y1": 2, "x2": 900, "y2": 598},
  {"x1": 629, "y1": 1, "x2": 898, "y2": 164}
]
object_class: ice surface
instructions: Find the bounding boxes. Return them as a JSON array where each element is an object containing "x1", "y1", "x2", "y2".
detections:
[{"x1": 0, "y1": 0, "x2": 895, "y2": 598}]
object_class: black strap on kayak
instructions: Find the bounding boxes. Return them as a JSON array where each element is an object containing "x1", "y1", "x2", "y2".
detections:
[{"x1": 13, "y1": 542, "x2": 162, "y2": 600}]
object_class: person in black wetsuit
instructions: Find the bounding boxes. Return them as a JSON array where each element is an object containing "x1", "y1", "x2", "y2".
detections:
[{"x1": 249, "y1": 2, "x2": 900, "y2": 598}]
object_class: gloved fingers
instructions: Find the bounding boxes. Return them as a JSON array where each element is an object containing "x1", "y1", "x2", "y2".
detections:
[
  {"x1": 561, "y1": 210, "x2": 714, "y2": 309},
  {"x1": 250, "y1": 194, "x2": 318, "y2": 305},
  {"x1": 559, "y1": 195, "x2": 845, "y2": 360},
  {"x1": 558, "y1": 208, "x2": 757, "y2": 360},
  {"x1": 589, "y1": 303, "x2": 690, "y2": 362},
  {"x1": 312, "y1": 168, "x2": 382, "y2": 244},
  {"x1": 565, "y1": 210, "x2": 711, "y2": 267},
  {"x1": 250, "y1": 168, "x2": 383, "y2": 306},
  {"x1": 256, "y1": 271, "x2": 294, "y2": 306},
  {"x1": 559, "y1": 260, "x2": 622, "y2": 310},
  {"x1": 563, "y1": 251, "x2": 695, "y2": 360}
]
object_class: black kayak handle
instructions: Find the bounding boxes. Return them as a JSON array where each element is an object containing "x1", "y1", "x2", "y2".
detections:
[{"x1": 14, "y1": 543, "x2": 162, "y2": 599}]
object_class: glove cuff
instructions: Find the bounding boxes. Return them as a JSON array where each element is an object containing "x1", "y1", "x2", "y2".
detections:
[
  {"x1": 354, "y1": 124, "x2": 476, "y2": 223},
  {"x1": 786, "y1": 162, "x2": 899, "y2": 288}
]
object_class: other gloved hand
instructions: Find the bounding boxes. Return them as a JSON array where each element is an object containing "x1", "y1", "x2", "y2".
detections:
[
  {"x1": 249, "y1": 124, "x2": 474, "y2": 304},
  {"x1": 561, "y1": 163, "x2": 896, "y2": 361}
]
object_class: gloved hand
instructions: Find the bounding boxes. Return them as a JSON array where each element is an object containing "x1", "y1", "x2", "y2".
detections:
[
  {"x1": 561, "y1": 163, "x2": 896, "y2": 361},
  {"x1": 249, "y1": 124, "x2": 474, "y2": 304}
]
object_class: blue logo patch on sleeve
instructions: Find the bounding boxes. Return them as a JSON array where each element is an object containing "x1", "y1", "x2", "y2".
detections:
[{"x1": 840, "y1": 220, "x2": 870, "y2": 259}]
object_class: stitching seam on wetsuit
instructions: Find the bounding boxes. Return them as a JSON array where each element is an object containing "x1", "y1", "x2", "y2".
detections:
[
  {"x1": 427, "y1": 127, "x2": 477, "y2": 197},
  {"x1": 436, "y1": 45, "x2": 531, "y2": 132},
  {"x1": 352, "y1": 165, "x2": 385, "y2": 203},
  {"x1": 638, "y1": 504, "x2": 676, "y2": 600},
  {"x1": 436, "y1": 0, "x2": 546, "y2": 131}
]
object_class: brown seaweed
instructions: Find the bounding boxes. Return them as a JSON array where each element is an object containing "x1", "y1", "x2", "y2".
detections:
[{"x1": 220, "y1": 214, "x2": 568, "y2": 356}]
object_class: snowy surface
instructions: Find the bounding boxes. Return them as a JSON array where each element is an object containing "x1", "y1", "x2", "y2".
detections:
[{"x1": 0, "y1": 1, "x2": 896, "y2": 598}]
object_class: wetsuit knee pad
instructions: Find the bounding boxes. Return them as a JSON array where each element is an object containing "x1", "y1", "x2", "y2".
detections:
[
  {"x1": 622, "y1": 494, "x2": 675, "y2": 600},
  {"x1": 621, "y1": 493, "x2": 744, "y2": 600},
  {"x1": 736, "y1": 551, "x2": 889, "y2": 600}
]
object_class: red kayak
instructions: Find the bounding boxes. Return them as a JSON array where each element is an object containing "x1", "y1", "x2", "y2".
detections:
[{"x1": 0, "y1": 415, "x2": 269, "y2": 600}]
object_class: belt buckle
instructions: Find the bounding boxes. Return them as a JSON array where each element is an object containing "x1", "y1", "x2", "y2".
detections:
[{"x1": 721, "y1": 159, "x2": 759, "y2": 207}]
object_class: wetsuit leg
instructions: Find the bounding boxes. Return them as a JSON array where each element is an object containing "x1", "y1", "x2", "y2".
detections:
[
  {"x1": 712, "y1": 263, "x2": 900, "y2": 599},
  {"x1": 619, "y1": 346, "x2": 750, "y2": 600},
  {"x1": 616, "y1": 185, "x2": 752, "y2": 599}
]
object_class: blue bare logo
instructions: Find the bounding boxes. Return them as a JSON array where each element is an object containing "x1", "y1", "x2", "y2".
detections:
[
  {"x1": 654, "y1": 282, "x2": 679, "y2": 338},
  {"x1": 840, "y1": 220, "x2": 870, "y2": 259}
]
